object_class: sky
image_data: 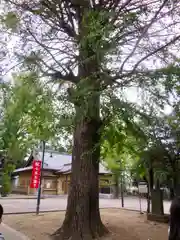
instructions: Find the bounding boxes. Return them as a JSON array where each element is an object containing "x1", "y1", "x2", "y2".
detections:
[{"x1": 124, "y1": 87, "x2": 173, "y2": 115}]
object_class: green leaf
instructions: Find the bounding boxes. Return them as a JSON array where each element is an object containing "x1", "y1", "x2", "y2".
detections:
[{"x1": 2, "y1": 12, "x2": 19, "y2": 31}]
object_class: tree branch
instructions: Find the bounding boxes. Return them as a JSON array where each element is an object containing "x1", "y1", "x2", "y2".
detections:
[
  {"x1": 131, "y1": 34, "x2": 180, "y2": 74},
  {"x1": 119, "y1": 0, "x2": 169, "y2": 73},
  {"x1": 49, "y1": 71, "x2": 79, "y2": 83}
]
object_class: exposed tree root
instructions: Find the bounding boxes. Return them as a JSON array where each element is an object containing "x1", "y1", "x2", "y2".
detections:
[{"x1": 52, "y1": 220, "x2": 109, "y2": 240}]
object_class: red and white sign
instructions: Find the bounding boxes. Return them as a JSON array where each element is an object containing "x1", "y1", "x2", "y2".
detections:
[{"x1": 30, "y1": 160, "x2": 41, "y2": 189}]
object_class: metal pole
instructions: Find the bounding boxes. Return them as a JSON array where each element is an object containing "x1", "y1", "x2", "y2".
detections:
[{"x1": 36, "y1": 140, "x2": 45, "y2": 215}]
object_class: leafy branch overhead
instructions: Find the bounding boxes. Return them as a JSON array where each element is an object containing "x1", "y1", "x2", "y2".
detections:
[
  {"x1": 2, "y1": 0, "x2": 180, "y2": 89},
  {"x1": 0, "y1": 73, "x2": 61, "y2": 162}
]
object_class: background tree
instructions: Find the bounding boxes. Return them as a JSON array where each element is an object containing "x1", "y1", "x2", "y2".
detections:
[
  {"x1": 0, "y1": 72, "x2": 74, "y2": 195},
  {"x1": 0, "y1": 72, "x2": 58, "y2": 168},
  {"x1": 101, "y1": 117, "x2": 145, "y2": 199}
]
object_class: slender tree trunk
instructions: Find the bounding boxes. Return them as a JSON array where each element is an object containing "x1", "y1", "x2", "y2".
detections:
[
  {"x1": 173, "y1": 169, "x2": 179, "y2": 197},
  {"x1": 149, "y1": 167, "x2": 154, "y2": 190},
  {"x1": 120, "y1": 174, "x2": 124, "y2": 207},
  {"x1": 113, "y1": 174, "x2": 119, "y2": 199},
  {"x1": 53, "y1": 96, "x2": 108, "y2": 239},
  {"x1": 148, "y1": 167, "x2": 154, "y2": 213},
  {"x1": 147, "y1": 182, "x2": 150, "y2": 213},
  {"x1": 170, "y1": 187, "x2": 175, "y2": 200}
]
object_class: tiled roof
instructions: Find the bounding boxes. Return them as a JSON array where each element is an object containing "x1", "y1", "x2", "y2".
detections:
[
  {"x1": 13, "y1": 166, "x2": 32, "y2": 173},
  {"x1": 13, "y1": 164, "x2": 60, "y2": 173},
  {"x1": 14, "y1": 150, "x2": 111, "y2": 174},
  {"x1": 56, "y1": 162, "x2": 111, "y2": 174},
  {"x1": 58, "y1": 163, "x2": 71, "y2": 173},
  {"x1": 37, "y1": 151, "x2": 72, "y2": 169}
]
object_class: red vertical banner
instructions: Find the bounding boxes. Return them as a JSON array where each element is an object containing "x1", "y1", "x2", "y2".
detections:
[{"x1": 30, "y1": 160, "x2": 42, "y2": 189}]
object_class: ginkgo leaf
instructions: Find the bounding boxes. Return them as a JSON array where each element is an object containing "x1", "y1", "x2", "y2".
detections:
[{"x1": 2, "y1": 12, "x2": 19, "y2": 31}]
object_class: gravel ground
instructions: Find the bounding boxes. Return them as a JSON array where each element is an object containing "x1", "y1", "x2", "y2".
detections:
[{"x1": 3, "y1": 209, "x2": 168, "y2": 240}]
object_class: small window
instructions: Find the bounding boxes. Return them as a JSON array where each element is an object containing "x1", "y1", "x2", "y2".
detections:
[
  {"x1": 46, "y1": 182, "x2": 51, "y2": 189},
  {"x1": 44, "y1": 179, "x2": 57, "y2": 189},
  {"x1": 100, "y1": 187, "x2": 111, "y2": 194}
]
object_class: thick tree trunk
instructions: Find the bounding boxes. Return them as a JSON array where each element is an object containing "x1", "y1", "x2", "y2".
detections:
[
  {"x1": 52, "y1": 99, "x2": 108, "y2": 239},
  {"x1": 52, "y1": 8, "x2": 109, "y2": 238}
]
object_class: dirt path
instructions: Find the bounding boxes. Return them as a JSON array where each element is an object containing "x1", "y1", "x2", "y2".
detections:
[{"x1": 4, "y1": 209, "x2": 168, "y2": 240}]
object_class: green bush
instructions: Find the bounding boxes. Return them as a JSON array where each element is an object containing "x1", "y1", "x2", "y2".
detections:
[
  {"x1": 1, "y1": 163, "x2": 15, "y2": 196},
  {"x1": 1, "y1": 173, "x2": 11, "y2": 196}
]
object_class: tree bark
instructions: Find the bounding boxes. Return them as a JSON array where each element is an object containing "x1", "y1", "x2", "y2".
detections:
[
  {"x1": 52, "y1": 7, "x2": 109, "y2": 239},
  {"x1": 113, "y1": 174, "x2": 119, "y2": 199},
  {"x1": 52, "y1": 97, "x2": 108, "y2": 239},
  {"x1": 148, "y1": 167, "x2": 154, "y2": 213},
  {"x1": 147, "y1": 182, "x2": 150, "y2": 213},
  {"x1": 170, "y1": 187, "x2": 175, "y2": 200}
]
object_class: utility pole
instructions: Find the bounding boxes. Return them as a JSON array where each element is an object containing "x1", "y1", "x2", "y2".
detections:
[{"x1": 36, "y1": 140, "x2": 45, "y2": 215}]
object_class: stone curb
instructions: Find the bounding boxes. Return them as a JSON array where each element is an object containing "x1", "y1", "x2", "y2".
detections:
[
  {"x1": 1, "y1": 223, "x2": 30, "y2": 240},
  {"x1": 3, "y1": 207, "x2": 143, "y2": 215},
  {"x1": 0, "y1": 197, "x2": 45, "y2": 200}
]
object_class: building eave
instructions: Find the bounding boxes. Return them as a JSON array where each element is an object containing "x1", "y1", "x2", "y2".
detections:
[
  {"x1": 13, "y1": 166, "x2": 33, "y2": 174},
  {"x1": 13, "y1": 166, "x2": 61, "y2": 175},
  {"x1": 24, "y1": 152, "x2": 34, "y2": 167}
]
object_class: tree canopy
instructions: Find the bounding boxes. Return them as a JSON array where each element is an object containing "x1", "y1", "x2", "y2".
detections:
[{"x1": 0, "y1": 73, "x2": 57, "y2": 162}]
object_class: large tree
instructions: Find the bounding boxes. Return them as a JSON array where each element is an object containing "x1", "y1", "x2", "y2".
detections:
[
  {"x1": 101, "y1": 115, "x2": 145, "y2": 198},
  {"x1": 0, "y1": 73, "x2": 56, "y2": 162},
  {"x1": 0, "y1": 72, "x2": 62, "y2": 194},
  {"x1": 2, "y1": 0, "x2": 180, "y2": 239}
]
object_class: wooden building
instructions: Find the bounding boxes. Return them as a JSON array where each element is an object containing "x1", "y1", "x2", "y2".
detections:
[{"x1": 12, "y1": 150, "x2": 113, "y2": 195}]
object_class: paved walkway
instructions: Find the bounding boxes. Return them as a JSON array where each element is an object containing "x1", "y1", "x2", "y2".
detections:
[
  {"x1": 0, "y1": 196, "x2": 171, "y2": 214},
  {"x1": 0, "y1": 194, "x2": 42, "y2": 199},
  {"x1": 0, "y1": 223, "x2": 29, "y2": 240}
]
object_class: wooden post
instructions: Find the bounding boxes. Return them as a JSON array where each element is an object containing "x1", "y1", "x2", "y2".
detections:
[{"x1": 27, "y1": 186, "x2": 30, "y2": 195}]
